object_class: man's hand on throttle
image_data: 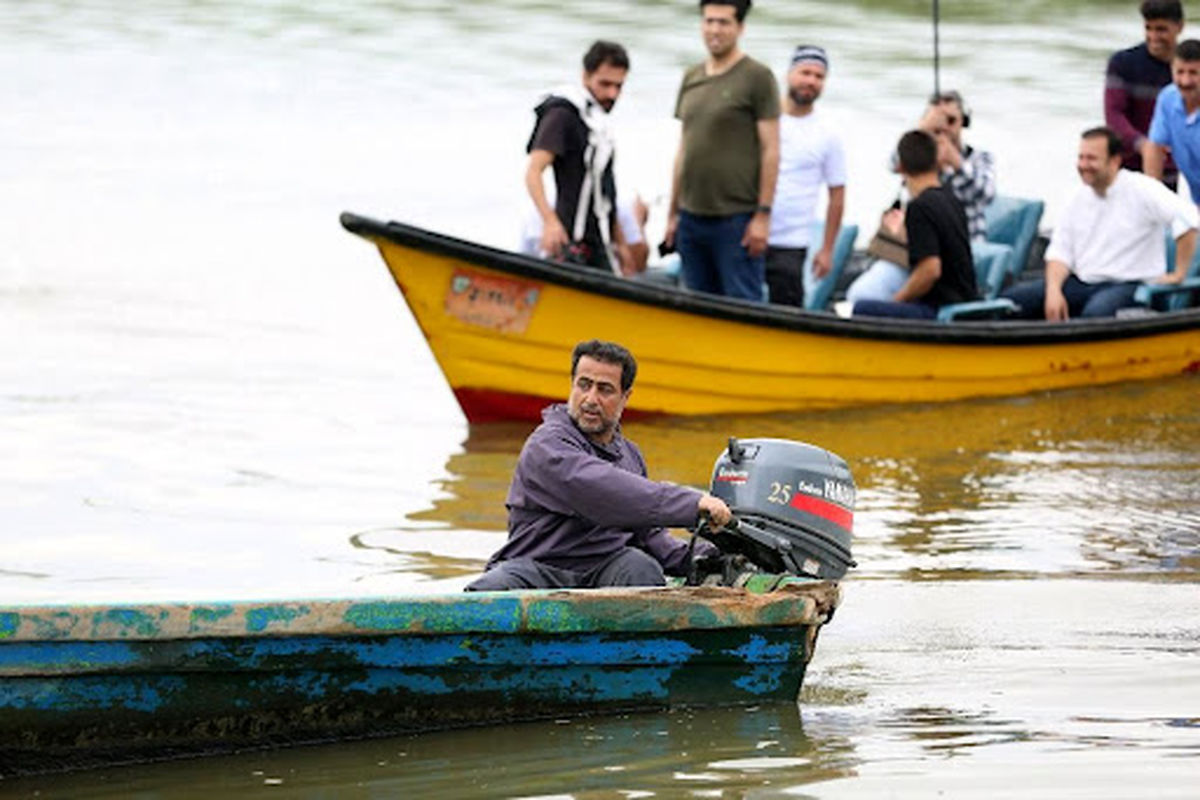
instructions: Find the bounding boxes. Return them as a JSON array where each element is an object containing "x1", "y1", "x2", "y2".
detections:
[{"x1": 697, "y1": 494, "x2": 732, "y2": 530}]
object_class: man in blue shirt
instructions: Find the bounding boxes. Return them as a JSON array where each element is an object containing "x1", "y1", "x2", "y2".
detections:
[{"x1": 1145, "y1": 38, "x2": 1200, "y2": 206}]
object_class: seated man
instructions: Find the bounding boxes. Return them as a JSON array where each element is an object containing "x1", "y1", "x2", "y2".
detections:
[
  {"x1": 853, "y1": 130, "x2": 977, "y2": 319},
  {"x1": 847, "y1": 90, "x2": 995, "y2": 305},
  {"x1": 1002, "y1": 126, "x2": 1197, "y2": 320},
  {"x1": 465, "y1": 340, "x2": 731, "y2": 591}
]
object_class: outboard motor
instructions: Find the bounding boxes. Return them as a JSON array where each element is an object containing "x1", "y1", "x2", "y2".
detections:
[{"x1": 703, "y1": 437, "x2": 856, "y2": 581}]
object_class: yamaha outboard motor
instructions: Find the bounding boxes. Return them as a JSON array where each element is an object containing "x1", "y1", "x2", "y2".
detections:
[{"x1": 704, "y1": 437, "x2": 856, "y2": 580}]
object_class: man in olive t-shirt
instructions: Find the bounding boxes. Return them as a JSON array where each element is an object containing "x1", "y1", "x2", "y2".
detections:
[{"x1": 665, "y1": 0, "x2": 781, "y2": 301}]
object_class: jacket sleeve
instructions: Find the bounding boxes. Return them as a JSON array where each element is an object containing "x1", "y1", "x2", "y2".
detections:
[
  {"x1": 635, "y1": 528, "x2": 717, "y2": 576},
  {"x1": 517, "y1": 433, "x2": 703, "y2": 530}
]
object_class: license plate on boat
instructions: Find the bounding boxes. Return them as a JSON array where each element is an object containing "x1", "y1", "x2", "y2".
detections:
[{"x1": 445, "y1": 270, "x2": 541, "y2": 334}]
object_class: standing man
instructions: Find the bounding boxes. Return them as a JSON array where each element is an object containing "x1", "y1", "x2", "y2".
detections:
[
  {"x1": 1145, "y1": 39, "x2": 1200, "y2": 209},
  {"x1": 765, "y1": 45, "x2": 847, "y2": 308},
  {"x1": 1106, "y1": 0, "x2": 1184, "y2": 187},
  {"x1": 665, "y1": 0, "x2": 781, "y2": 301},
  {"x1": 1002, "y1": 127, "x2": 1197, "y2": 320},
  {"x1": 465, "y1": 340, "x2": 731, "y2": 591},
  {"x1": 525, "y1": 41, "x2": 630, "y2": 273},
  {"x1": 852, "y1": 131, "x2": 977, "y2": 320}
]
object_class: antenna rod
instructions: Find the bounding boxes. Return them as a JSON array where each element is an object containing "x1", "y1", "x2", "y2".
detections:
[{"x1": 933, "y1": 0, "x2": 941, "y2": 95}]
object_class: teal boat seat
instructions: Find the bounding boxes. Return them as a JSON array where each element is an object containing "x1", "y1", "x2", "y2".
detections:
[
  {"x1": 1136, "y1": 230, "x2": 1200, "y2": 311},
  {"x1": 983, "y1": 195, "x2": 1045, "y2": 280},
  {"x1": 802, "y1": 222, "x2": 859, "y2": 311},
  {"x1": 935, "y1": 240, "x2": 1018, "y2": 322}
]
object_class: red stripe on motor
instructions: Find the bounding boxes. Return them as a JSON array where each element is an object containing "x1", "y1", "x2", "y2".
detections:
[{"x1": 789, "y1": 493, "x2": 853, "y2": 531}]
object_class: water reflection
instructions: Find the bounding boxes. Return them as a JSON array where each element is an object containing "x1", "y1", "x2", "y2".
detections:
[
  {"x1": 390, "y1": 377, "x2": 1200, "y2": 581},
  {"x1": 6, "y1": 705, "x2": 858, "y2": 799}
]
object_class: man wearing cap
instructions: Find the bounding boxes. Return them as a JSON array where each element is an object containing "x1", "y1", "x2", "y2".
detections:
[
  {"x1": 765, "y1": 45, "x2": 847, "y2": 307},
  {"x1": 664, "y1": 0, "x2": 781, "y2": 301}
]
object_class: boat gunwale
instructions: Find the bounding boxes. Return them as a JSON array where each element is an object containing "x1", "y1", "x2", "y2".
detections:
[
  {"x1": 0, "y1": 583, "x2": 838, "y2": 644},
  {"x1": 340, "y1": 211, "x2": 1200, "y2": 346}
]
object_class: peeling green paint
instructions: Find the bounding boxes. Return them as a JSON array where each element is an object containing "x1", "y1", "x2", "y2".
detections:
[
  {"x1": 188, "y1": 606, "x2": 235, "y2": 634},
  {"x1": 344, "y1": 599, "x2": 523, "y2": 634},
  {"x1": 30, "y1": 612, "x2": 78, "y2": 641},
  {"x1": 244, "y1": 605, "x2": 307, "y2": 633},
  {"x1": 91, "y1": 609, "x2": 167, "y2": 639},
  {"x1": 0, "y1": 614, "x2": 18, "y2": 640}
]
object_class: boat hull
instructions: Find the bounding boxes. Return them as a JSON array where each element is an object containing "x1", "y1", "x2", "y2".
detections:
[
  {"x1": 342, "y1": 213, "x2": 1200, "y2": 422},
  {"x1": 0, "y1": 581, "x2": 836, "y2": 776}
]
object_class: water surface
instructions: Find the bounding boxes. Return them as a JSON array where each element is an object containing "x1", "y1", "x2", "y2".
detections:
[{"x1": 2, "y1": 1, "x2": 1198, "y2": 796}]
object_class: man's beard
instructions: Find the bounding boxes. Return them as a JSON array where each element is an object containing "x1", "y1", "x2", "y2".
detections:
[{"x1": 789, "y1": 87, "x2": 819, "y2": 108}]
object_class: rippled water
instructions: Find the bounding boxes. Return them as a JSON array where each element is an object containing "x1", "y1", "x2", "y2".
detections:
[{"x1": 3, "y1": 1, "x2": 1199, "y2": 796}]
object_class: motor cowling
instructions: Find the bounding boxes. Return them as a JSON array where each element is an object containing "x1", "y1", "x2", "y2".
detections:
[{"x1": 705, "y1": 437, "x2": 856, "y2": 580}]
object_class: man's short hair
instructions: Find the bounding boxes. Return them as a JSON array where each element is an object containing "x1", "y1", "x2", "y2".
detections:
[
  {"x1": 1082, "y1": 126, "x2": 1124, "y2": 159},
  {"x1": 1176, "y1": 38, "x2": 1200, "y2": 62},
  {"x1": 1141, "y1": 0, "x2": 1183, "y2": 23},
  {"x1": 896, "y1": 130, "x2": 938, "y2": 176},
  {"x1": 571, "y1": 340, "x2": 638, "y2": 392},
  {"x1": 699, "y1": 0, "x2": 752, "y2": 22},
  {"x1": 583, "y1": 40, "x2": 629, "y2": 73}
]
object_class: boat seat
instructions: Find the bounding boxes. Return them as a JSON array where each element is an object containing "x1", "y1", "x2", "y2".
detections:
[
  {"x1": 1135, "y1": 230, "x2": 1200, "y2": 311},
  {"x1": 802, "y1": 222, "x2": 859, "y2": 311},
  {"x1": 983, "y1": 196, "x2": 1045, "y2": 281},
  {"x1": 936, "y1": 240, "x2": 1018, "y2": 322}
]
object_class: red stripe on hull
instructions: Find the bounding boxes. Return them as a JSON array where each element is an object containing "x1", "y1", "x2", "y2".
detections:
[
  {"x1": 788, "y1": 493, "x2": 854, "y2": 532},
  {"x1": 453, "y1": 388, "x2": 663, "y2": 424}
]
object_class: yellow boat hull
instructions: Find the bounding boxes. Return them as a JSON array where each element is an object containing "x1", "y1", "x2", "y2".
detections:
[{"x1": 342, "y1": 214, "x2": 1200, "y2": 422}]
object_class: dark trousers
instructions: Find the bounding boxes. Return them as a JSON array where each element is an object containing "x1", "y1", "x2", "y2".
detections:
[
  {"x1": 1000, "y1": 275, "x2": 1141, "y2": 319},
  {"x1": 676, "y1": 210, "x2": 766, "y2": 301},
  {"x1": 852, "y1": 299, "x2": 939, "y2": 319},
  {"x1": 463, "y1": 547, "x2": 665, "y2": 591},
  {"x1": 765, "y1": 246, "x2": 807, "y2": 307}
]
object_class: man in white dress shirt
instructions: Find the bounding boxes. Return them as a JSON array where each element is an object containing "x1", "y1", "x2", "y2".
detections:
[
  {"x1": 1001, "y1": 126, "x2": 1197, "y2": 320},
  {"x1": 764, "y1": 45, "x2": 847, "y2": 307}
]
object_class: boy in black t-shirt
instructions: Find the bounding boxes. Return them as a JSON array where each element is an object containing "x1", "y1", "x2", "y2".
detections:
[{"x1": 853, "y1": 130, "x2": 977, "y2": 319}]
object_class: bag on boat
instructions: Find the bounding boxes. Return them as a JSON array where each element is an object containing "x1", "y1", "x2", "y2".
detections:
[{"x1": 865, "y1": 224, "x2": 908, "y2": 267}]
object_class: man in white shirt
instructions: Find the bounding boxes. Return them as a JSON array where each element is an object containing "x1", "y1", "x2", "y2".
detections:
[
  {"x1": 765, "y1": 45, "x2": 847, "y2": 307},
  {"x1": 1002, "y1": 126, "x2": 1197, "y2": 319}
]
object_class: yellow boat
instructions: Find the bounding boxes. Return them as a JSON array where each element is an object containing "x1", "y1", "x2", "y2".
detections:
[{"x1": 341, "y1": 213, "x2": 1200, "y2": 422}]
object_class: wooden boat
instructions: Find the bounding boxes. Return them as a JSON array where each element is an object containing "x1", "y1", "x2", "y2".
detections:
[
  {"x1": 0, "y1": 578, "x2": 837, "y2": 776},
  {"x1": 341, "y1": 213, "x2": 1200, "y2": 423}
]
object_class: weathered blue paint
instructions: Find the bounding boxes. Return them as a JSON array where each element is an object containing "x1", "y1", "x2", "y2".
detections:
[
  {"x1": 732, "y1": 665, "x2": 791, "y2": 695},
  {"x1": 0, "y1": 584, "x2": 840, "y2": 777},
  {"x1": 0, "y1": 641, "x2": 141, "y2": 674},
  {"x1": 0, "y1": 675, "x2": 184, "y2": 713},
  {"x1": 244, "y1": 604, "x2": 308, "y2": 633},
  {"x1": 728, "y1": 634, "x2": 796, "y2": 664}
]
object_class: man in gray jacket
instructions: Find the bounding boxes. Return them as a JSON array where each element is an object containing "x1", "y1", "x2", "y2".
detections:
[{"x1": 465, "y1": 340, "x2": 732, "y2": 591}]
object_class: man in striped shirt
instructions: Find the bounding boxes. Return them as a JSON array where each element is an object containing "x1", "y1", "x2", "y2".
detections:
[
  {"x1": 845, "y1": 90, "x2": 995, "y2": 306},
  {"x1": 919, "y1": 90, "x2": 996, "y2": 241}
]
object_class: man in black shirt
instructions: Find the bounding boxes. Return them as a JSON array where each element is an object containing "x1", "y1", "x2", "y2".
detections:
[
  {"x1": 524, "y1": 41, "x2": 629, "y2": 273},
  {"x1": 853, "y1": 130, "x2": 976, "y2": 319}
]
